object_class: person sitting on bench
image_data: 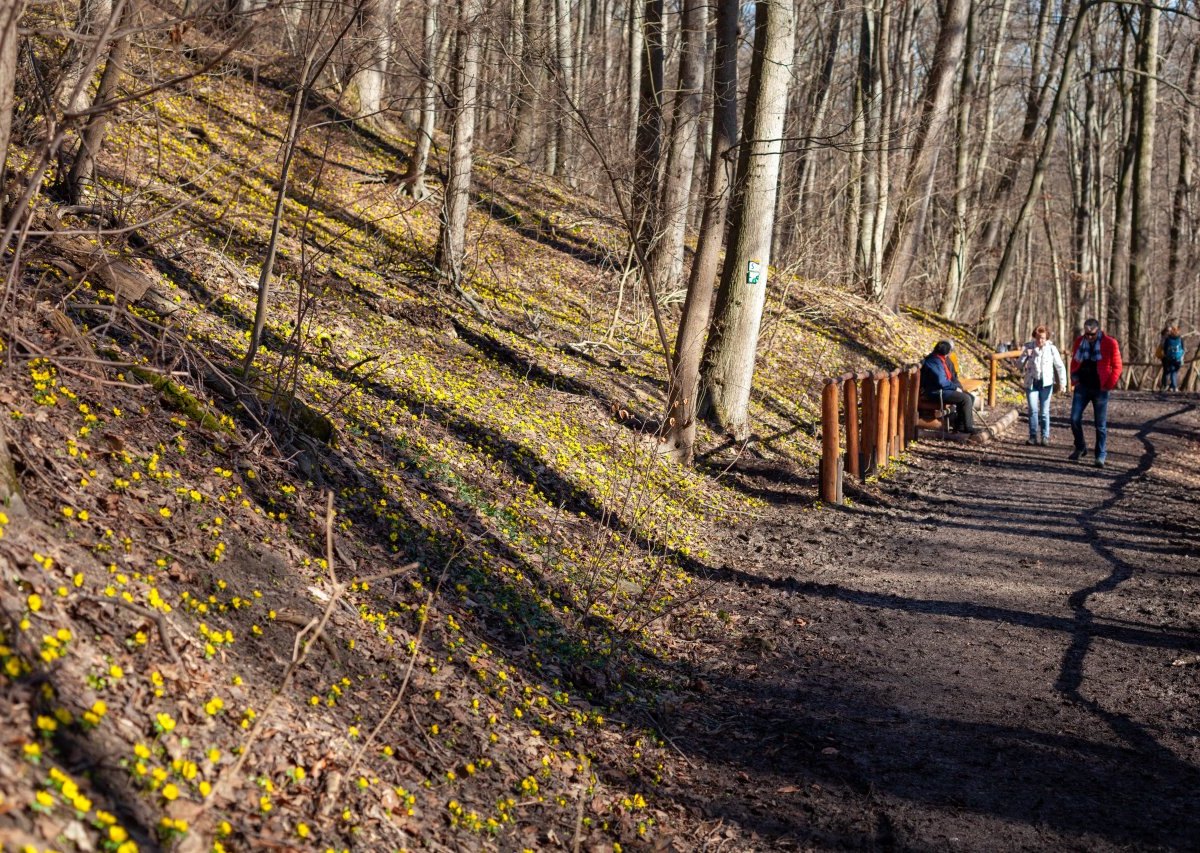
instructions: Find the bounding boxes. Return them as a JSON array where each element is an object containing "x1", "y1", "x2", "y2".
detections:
[{"x1": 920, "y1": 340, "x2": 979, "y2": 434}]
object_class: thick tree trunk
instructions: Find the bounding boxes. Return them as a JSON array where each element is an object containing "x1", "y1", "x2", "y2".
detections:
[
  {"x1": 855, "y1": 0, "x2": 889, "y2": 296},
  {"x1": 700, "y1": 0, "x2": 794, "y2": 441},
  {"x1": 1166, "y1": 42, "x2": 1198, "y2": 321},
  {"x1": 511, "y1": 0, "x2": 540, "y2": 162},
  {"x1": 1125, "y1": 1, "x2": 1158, "y2": 363},
  {"x1": 351, "y1": 0, "x2": 391, "y2": 120},
  {"x1": 435, "y1": 0, "x2": 483, "y2": 288},
  {"x1": 400, "y1": 0, "x2": 439, "y2": 200},
  {"x1": 663, "y1": 0, "x2": 737, "y2": 463},
  {"x1": 552, "y1": 0, "x2": 574, "y2": 179},
  {"x1": 939, "y1": 0, "x2": 977, "y2": 318},
  {"x1": 1105, "y1": 23, "x2": 1137, "y2": 342},
  {"x1": 648, "y1": 0, "x2": 705, "y2": 299},
  {"x1": 880, "y1": 0, "x2": 970, "y2": 308}
]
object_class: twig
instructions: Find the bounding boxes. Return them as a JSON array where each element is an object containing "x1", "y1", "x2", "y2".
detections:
[
  {"x1": 272, "y1": 611, "x2": 342, "y2": 667},
  {"x1": 340, "y1": 548, "x2": 457, "y2": 786},
  {"x1": 77, "y1": 594, "x2": 182, "y2": 666},
  {"x1": 207, "y1": 492, "x2": 347, "y2": 809}
]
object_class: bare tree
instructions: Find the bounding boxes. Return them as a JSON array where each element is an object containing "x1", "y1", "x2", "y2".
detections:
[
  {"x1": 647, "y1": 0, "x2": 705, "y2": 298},
  {"x1": 1125, "y1": 0, "x2": 1158, "y2": 361},
  {"x1": 1166, "y1": 41, "x2": 1199, "y2": 320},
  {"x1": 879, "y1": 0, "x2": 971, "y2": 308},
  {"x1": 436, "y1": 0, "x2": 484, "y2": 289},
  {"x1": 63, "y1": 0, "x2": 134, "y2": 205},
  {"x1": 700, "y1": 0, "x2": 794, "y2": 440},
  {"x1": 663, "y1": 0, "x2": 737, "y2": 463},
  {"x1": 400, "y1": 0, "x2": 439, "y2": 199},
  {"x1": 0, "y1": 0, "x2": 28, "y2": 182}
]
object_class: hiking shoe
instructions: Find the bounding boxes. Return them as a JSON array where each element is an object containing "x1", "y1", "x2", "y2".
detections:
[
  {"x1": 1026, "y1": 438, "x2": 1037, "y2": 446},
  {"x1": 1095, "y1": 458, "x2": 1106, "y2": 469},
  {"x1": 1038, "y1": 436, "x2": 1048, "y2": 446},
  {"x1": 1068, "y1": 447, "x2": 1087, "y2": 462}
]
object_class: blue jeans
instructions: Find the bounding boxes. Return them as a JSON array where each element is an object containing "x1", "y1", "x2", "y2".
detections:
[
  {"x1": 1070, "y1": 386, "x2": 1109, "y2": 461},
  {"x1": 1162, "y1": 361, "x2": 1180, "y2": 391},
  {"x1": 1027, "y1": 385, "x2": 1053, "y2": 439}
]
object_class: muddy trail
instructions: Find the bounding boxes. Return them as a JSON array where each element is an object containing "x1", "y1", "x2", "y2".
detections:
[{"x1": 653, "y1": 391, "x2": 1200, "y2": 851}]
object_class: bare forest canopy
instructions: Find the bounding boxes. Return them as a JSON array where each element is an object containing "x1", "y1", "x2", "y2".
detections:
[{"x1": 0, "y1": 0, "x2": 1197, "y2": 850}]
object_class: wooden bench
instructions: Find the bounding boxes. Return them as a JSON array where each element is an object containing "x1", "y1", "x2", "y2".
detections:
[{"x1": 917, "y1": 395, "x2": 955, "y2": 432}]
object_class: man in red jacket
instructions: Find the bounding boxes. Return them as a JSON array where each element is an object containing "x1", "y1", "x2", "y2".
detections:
[{"x1": 1068, "y1": 318, "x2": 1123, "y2": 468}]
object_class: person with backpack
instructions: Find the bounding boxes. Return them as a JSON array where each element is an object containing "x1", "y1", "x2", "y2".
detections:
[
  {"x1": 1069, "y1": 319, "x2": 1123, "y2": 469},
  {"x1": 1019, "y1": 324, "x2": 1068, "y2": 445},
  {"x1": 1158, "y1": 325, "x2": 1185, "y2": 392}
]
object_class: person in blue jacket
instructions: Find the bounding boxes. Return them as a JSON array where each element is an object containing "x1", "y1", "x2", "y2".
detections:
[{"x1": 920, "y1": 340, "x2": 978, "y2": 434}]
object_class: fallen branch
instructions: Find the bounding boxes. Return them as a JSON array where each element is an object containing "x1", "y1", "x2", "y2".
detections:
[{"x1": 77, "y1": 594, "x2": 183, "y2": 666}]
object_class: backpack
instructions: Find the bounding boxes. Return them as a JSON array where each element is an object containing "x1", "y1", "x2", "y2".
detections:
[{"x1": 1164, "y1": 335, "x2": 1184, "y2": 363}]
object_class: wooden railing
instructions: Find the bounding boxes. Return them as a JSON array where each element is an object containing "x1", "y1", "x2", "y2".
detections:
[
  {"x1": 988, "y1": 349, "x2": 1023, "y2": 407},
  {"x1": 819, "y1": 366, "x2": 919, "y2": 504}
]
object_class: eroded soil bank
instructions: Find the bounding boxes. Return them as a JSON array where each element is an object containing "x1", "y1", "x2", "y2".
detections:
[{"x1": 654, "y1": 391, "x2": 1200, "y2": 851}]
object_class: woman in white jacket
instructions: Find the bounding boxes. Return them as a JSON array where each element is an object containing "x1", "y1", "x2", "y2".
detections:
[{"x1": 1019, "y1": 325, "x2": 1068, "y2": 445}]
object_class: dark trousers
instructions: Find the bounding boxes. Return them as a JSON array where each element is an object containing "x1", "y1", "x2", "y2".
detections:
[
  {"x1": 940, "y1": 390, "x2": 975, "y2": 432},
  {"x1": 1070, "y1": 386, "x2": 1110, "y2": 460}
]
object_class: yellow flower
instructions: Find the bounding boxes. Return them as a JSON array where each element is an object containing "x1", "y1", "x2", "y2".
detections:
[
  {"x1": 27, "y1": 593, "x2": 42, "y2": 612},
  {"x1": 35, "y1": 790, "x2": 54, "y2": 808},
  {"x1": 155, "y1": 712, "x2": 176, "y2": 733},
  {"x1": 296, "y1": 823, "x2": 311, "y2": 838},
  {"x1": 161, "y1": 783, "x2": 180, "y2": 801},
  {"x1": 109, "y1": 825, "x2": 129, "y2": 842}
]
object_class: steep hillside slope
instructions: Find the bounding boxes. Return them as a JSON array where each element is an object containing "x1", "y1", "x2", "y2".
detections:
[{"x1": 1, "y1": 32, "x2": 996, "y2": 853}]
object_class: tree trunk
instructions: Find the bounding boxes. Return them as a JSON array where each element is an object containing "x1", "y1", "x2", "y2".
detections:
[
  {"x1": 663, "y1": 0, "x2": 737, "y2": 463},
  {"x1": 0, "y1": 0, "x2": 27, "y2": 183},
  {"x1": 1105, "y1": 22, "x2": 1137, "y2": 342},
  {"x1": 552, "y1": 0, "x2": 574, "y2": 179},
  {"x1": 939, "y1": 0, "x2": 977, "y2": 318},
  {"x1": 977, "y1": 2, "x2": 1087, "y2": 341},
  {"x1": 648, "y1": 0, "x2": 705, "y2": 299},
  {"x1": 1166, "y1": 41, "x2": 1198, "y2": 321},
  {"x1": 700, "y1": 0, "x2": 794, "y2": 441},
  {"x1": 1125, "y1": 0, "x2": 1158, "y2": 363},
  {"x1": 56, "y1": 0, "x2": 113, "y2": 114},
  {"x1": 435, "y1": 0, "x2": 483, "y2": 288},
  {"x1": 632, "y1": 0, "x2": 664, "y2": 258},
  {"x1": 64, "y1": 0, "x2": 133, "y2": 205},
  {"x1": 351, "y1": 0, "x2": 392, "y2": 120},
  {"x1": 880, "y1": 0, "x2": 970, "y2": 308},
  {"x1": 400, "y1": 0, "x2": 438, "y2": 200},
  {"x1": 627, "y1": 0, "x2": 643, "y2": 155}
]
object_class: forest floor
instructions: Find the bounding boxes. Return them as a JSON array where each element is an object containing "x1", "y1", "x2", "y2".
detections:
[{"x1": 654, "y1": 390, "x2": 1200, "y2": 851}]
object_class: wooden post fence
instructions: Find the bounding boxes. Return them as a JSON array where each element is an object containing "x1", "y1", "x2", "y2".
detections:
[
  {"x1": 819, "y1": 365, "x2": 923, "y2": 506},
  {"x1": 989, "y1": 350, "x2": 1022, "y2": 407}
]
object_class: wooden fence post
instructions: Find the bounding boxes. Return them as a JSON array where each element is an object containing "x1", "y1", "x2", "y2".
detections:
[
  {"x1": 897, "y1": 370, "x2": 909, "y2": 450},
  {"x1": 875, "y1": 370, "x2": 890, "y2": 467},
  {"x1": 843, "y1": 374, "x2": 860, "y2": 479},
  {"x1": 888, "y1": 370, "x2": 900, "y2": 458},
  {"x1": 907, "y1": 366, "x2": 919, "y2": 442},
  {"x1": 860, "y1": 373, "x2": 877, "y2": 475},
  {"x1": 989, "y1": 354, "x2": 999, "y2": 408},
  {"x1": 820, "y1": 379, "x2": 842, "y2": 504}
]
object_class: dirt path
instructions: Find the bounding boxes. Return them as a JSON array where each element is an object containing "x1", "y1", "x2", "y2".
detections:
[{"x1": 658, "y1": 392, "x2": 1200, "y2": 851}]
